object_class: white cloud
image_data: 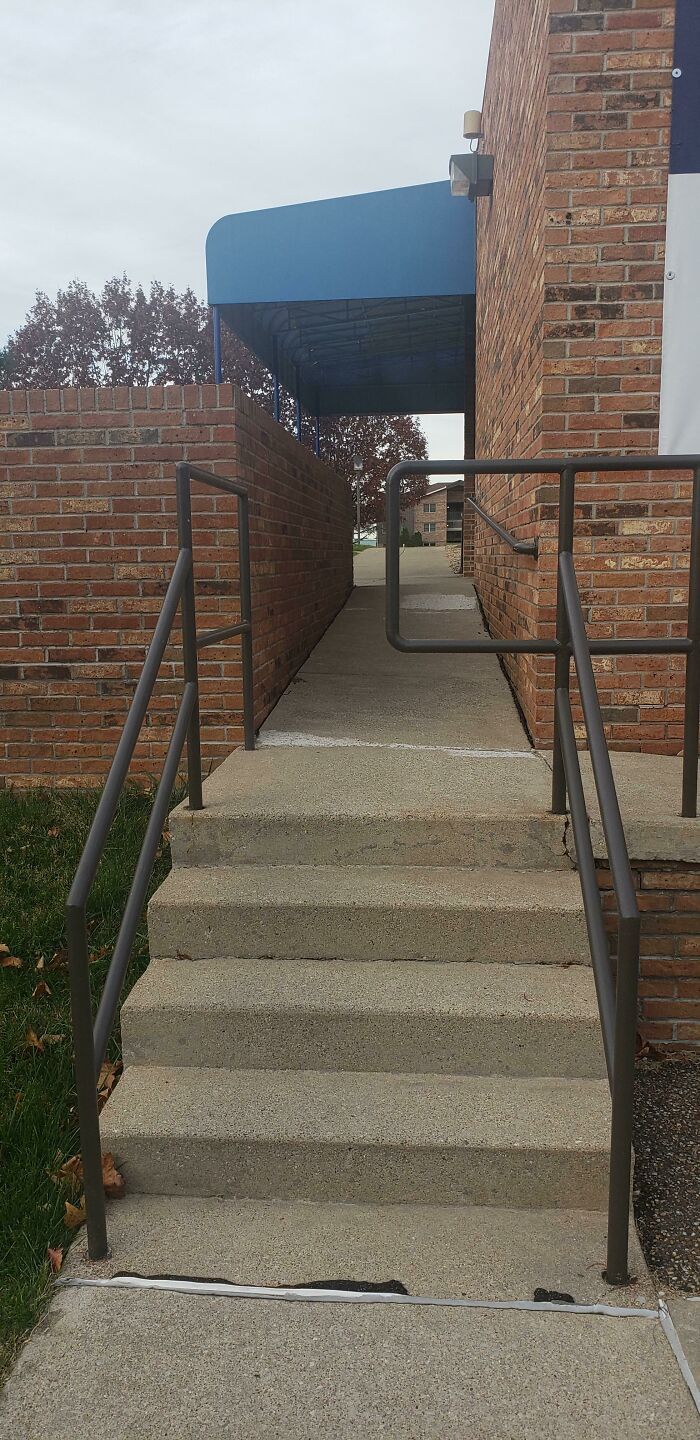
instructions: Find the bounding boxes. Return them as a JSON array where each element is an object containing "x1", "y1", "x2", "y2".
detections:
[{"x1": 1, "y1": 0, "x2": 493, "y2": 338}]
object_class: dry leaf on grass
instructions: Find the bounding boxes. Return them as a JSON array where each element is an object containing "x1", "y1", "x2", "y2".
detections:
[
  {"x1": 89, "y1": 945, "x2": 110, "y2": 966},
  {"x1": 55, "y1": 1154, "x2": 83, "y2": 1189},
  {"x1": 47, "y1": 826, "x2": 59, "y2": 838},
  {"x1": 1, "y1": 955, "x2": 22, "y2": 969},
  {"x1": 64, "y1": 1198, "x2": 86, "y2": 1230},
  {"x1": 48, "y1": 948, "x2": 68, "y2": 971},
  {"x1": 102, "y1": 1152, "x2": 125, "y2": 1199},
  {"x1": 32, "y1": 980, "x2": 52, "y2": 999},
  {"x1": 35, "y1": 956, "x2": 45, "y2": 971},
  {"x1": 0, "y1": 943, "x2": 10, "y2": 956},
  {"x1": 24, "y1": 1028, "x2": 44, "y2": 1052},
  {"x1": 47, "y1": 1246, "x2": 63, "y2": 1274}
]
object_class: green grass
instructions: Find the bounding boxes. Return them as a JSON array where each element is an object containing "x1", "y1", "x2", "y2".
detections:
[
  {"x1": 353, "y1": 542, "x2": 370, "y2": 554},
  {"x1": 0, "y1": 784, "x2": 178, "y2": 1378}
]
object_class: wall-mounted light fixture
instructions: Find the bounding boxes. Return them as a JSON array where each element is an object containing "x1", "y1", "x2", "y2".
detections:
[{"x1": 449, "y1": 152, "x2": 493, "y2": 200}]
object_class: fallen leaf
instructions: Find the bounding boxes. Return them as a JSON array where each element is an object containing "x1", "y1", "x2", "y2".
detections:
[
  {"x1": 55, "y1": 1154, "x2": 84, "y2": 1189},
  {"x1": 35, "y1": 956, "x2": 45, "y2": 971},
  {"x1": 41, "y1": 1033, "x2": 64, "y2": 1046},
  {"x1": 24, "y1": 1028, "x2": 44, "y2": 1052},
  {"x1": 47, "y1": 1246, "x2": 63, "y2": 1274},
  {"x1": 88, "y1": 945, "x2": 110, "y2": 966},
  {"x1": 48, "y1": 948, "x2": 68, "y2": 971},
  {"x1": 102, "y1": 1152, "x2": 125, "y2": 1199},
  {"x1": 32, "y1": 980, "x2": 52, "y2": 999},
  {"x1": 0, "y1": 943, "x2": 10, "y2": 955},
  {"x1": 97, "y1": 1060, "x2": 122, "y2": 1103},
  {"x1": 47, "y1": 826, "x2": 59, "y2": 838},
  {"x1": 64, "y1": 1198, "x2": 86, "y2": 1230},
  {"x1": 1, "y1": 955, "x2": 22, "y2": 969}
]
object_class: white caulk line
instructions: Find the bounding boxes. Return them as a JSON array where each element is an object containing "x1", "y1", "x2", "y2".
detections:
[
  {"x1": 401, "y1": 594, "x2": 477, "y2": 611},
  {"x1": 659, "y1": 1299, "x2": 700, "y2": 1416},
  {"x1": 259, "y1": 732, "x2": 536, "y2": 761},
  {"x1": 58, "y1": 1276, "x2": 655, "y2": 1320}
]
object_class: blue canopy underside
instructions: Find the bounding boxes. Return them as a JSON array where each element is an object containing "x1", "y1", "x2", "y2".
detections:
[{"x1": 206, "y1": 182, "x2": 475, "y2": 417}]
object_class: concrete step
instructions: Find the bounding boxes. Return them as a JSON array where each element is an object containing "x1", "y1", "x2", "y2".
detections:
[
  {"x1": 65, "y1": 1195, "x2": 649, "y2": 1306},
  {"x1": 121, "y1": 957, "x2": 606, "y2": 1078},
  {"x1": 169, "y1": 747, "x2": 568, "y2": 869},
  {"x1": 101, "y1": 1066, "x2": 610, "y2": 1208},
  {"x1": 147, "y1": 864, "x2": 589, "y2": 964}
]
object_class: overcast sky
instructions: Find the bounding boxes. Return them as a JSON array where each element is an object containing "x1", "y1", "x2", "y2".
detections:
[{"x1": 1, "y1": 0, "x2": 494, "y2": 455}]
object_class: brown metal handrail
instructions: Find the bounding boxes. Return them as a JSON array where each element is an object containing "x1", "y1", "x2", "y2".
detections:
[
  {"x1": 66, "y1": 462, "x2": 254, "y2": 1261},
  {"x1": 466, "y1": 493, "x2": 538, "y2": 558},
  {"x1": 385, "y1": 454, "x2": 700, "y2": 1285}
]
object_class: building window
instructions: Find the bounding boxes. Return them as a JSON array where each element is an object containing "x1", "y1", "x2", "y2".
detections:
[
  {"x1": 423, "y1": 502, "x2": 437, "y2": 513},
  {"x1": 424, "y1": 522, "x2": 436, "y2": 533}
]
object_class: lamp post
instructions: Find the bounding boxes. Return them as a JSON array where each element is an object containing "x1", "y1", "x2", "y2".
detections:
[{"x1": 353, "y1": 453, "x2": 363, "y2": 547}]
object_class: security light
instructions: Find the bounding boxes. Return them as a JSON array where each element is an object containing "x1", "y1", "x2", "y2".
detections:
[{"x1": 449, "y1": 153, "x2": 494, "y2": 201}]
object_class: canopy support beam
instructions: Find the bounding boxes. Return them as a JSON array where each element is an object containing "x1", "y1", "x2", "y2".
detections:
[{"x1": 213, "y1": 305, "x2": 223, "y2": 384}]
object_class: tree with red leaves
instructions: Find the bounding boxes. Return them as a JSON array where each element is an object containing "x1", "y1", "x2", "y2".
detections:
[{"x1": 3, "y1": 278, "x2": 428, "y2": 524}]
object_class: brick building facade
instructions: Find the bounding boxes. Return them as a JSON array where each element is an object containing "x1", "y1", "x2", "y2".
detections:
[
  {"x1": 0, "y1": 384, "x2": 353, "y2": 785},
  {"x1": 402, "y1": 481, "x2": 465, "y2": 547},
  {"x1": 469, "y1": 0, "x2": 699, "y2": 1048},
  {"x1": 471, "y1": 0, "x2": 686, "y2": 755}
]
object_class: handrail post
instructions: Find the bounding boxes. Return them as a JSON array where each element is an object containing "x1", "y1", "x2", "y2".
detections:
[
  {"x1": 552, "y1": 466, "x2": 575, "y2": 813},
  {"x1": 238, "y1": 493, "x2": 255, "y2": 750},
  {"x1": 65, "y1": 903, "x2": 109, "y2": 1260},
  {"x1": 605, "y1": 913, "x2": 640, "y2": 1285},
  {"x1": 176, "y1": 463, "x2": 203, "y2": 810},
  {"x1": 682, "y1": 463, "x2": 700, "y2": 817}
]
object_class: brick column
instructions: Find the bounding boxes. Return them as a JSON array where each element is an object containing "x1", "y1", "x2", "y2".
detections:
[{"x1": 472, "y1": 0, "x2": 685, "y2": 753}]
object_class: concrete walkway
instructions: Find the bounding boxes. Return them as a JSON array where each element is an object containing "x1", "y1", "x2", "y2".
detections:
[
  {"x1": 2, "y1": 547, "x2": 698, "y2": 1437},
  {"x1": 2, "y1": 1283, "x2": 696, "y2": 1439},
  {"x1": 263, "y1": 546, "x2": 531, "y2": 750}
]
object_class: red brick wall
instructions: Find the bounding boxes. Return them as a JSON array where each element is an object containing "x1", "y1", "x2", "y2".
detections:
[
  {"x1": 473, "y1": 0, "x2": 686, "y2": 752},
  {"x1": 0, "y1": 384, "x2": 353, "y2": 785},
  {"x1": 599, "y1": 859, "x2": 700, "y2": 1051},
  {"x1": 471, "y1": 0, "x2": 549, "y2": 683}
]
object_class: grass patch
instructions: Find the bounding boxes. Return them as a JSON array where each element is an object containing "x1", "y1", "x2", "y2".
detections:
[{"x1": 0, "y1": 783, "x2": 178, "y2": 1379}]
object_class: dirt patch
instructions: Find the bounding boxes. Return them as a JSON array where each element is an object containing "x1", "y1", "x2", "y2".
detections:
[{"x1": 633, "y1": 1056, "x2": 700, "y2": 1291}]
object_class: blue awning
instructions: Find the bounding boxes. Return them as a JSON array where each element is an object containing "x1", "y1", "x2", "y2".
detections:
[{"x1": 205, "y1": 181, "x2": 474, "y2": 417}]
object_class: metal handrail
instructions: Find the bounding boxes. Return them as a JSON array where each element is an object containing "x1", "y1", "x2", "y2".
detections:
[
  {"x1": 66, "y1": 462, "x2": 255, "y2": 1261},
  {"x1": 557, "y1": 549, "x2": 640, "y2": 1285},
  {"x1": 385, "y1": 453, "x2": 700, "y2": 1285},
  {"x1": 466, "y1": 494, "x2": 538, "y2": 558}
]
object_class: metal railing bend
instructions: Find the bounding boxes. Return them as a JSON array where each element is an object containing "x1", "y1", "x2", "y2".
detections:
[
  {"x1": 385, "y1": 454, "x2": 700, "y2": 1285},
  {"x1": 66, "y1": 462, "x2": 254, "y2": 1261}
]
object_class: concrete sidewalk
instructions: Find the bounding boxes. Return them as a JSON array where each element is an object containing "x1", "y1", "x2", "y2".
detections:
[
  {"x1": 263, "y1": 546, "x2": 530, "y2": 750},
  {"x1": 2, "y1": 1283, "x2": 696, "y2": 1439}
]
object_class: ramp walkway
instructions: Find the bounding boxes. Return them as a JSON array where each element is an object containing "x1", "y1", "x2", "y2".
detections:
[{"x1": 1, "y1": 548, "x2": 697, "y2": 1438}]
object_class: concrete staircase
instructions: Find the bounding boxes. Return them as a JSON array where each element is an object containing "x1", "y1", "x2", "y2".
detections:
[{"x1": 102, "y1": 745, "x2": 614, "y2": 1276}]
